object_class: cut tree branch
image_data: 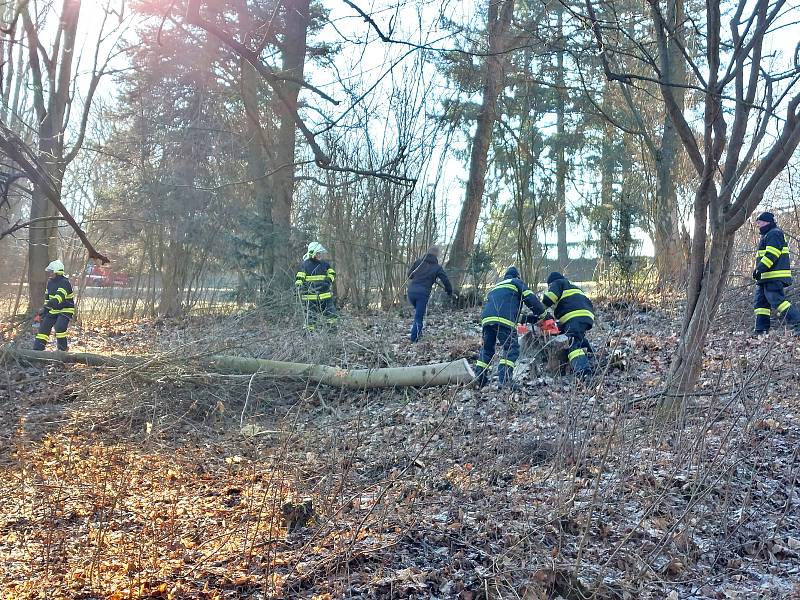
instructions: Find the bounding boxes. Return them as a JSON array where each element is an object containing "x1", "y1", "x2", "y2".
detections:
[
  {"x1": 0, "y1": 346, "x2": 476, "y2": 389},
  {"x1": 0, "y1": 215, "x2": 64, "y2": 241},
  {"x1": 0, "y1": 121, "x2": 109, "y2": 263}
]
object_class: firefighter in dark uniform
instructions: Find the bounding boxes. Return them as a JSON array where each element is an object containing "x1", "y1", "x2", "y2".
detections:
[
  {"x1": 295, "y1": 242, "x2": 337, "y2": 331},
  {"x1": 475, "y1": 267, "x2": 547, "y2": 388},
  {"x1": 33, "y1": 259, "x2": 75, "y2": 351},
  {"x1": 542, "y1": 272, "x2": 594, "y2": 376},
  {"x1": 752, "y1": 212, "x2": 800, "y2": 334}
]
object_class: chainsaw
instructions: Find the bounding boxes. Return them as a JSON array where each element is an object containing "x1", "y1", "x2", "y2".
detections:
[
  {"x1": 516, "y1": 317, "x2": 570, "y2": 375},
  {"x1": 516, "y1": 317, "x2": 559, "y2": 337}
]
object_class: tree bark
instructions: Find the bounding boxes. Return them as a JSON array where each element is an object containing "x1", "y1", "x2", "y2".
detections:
[
  {"x1": 0, "y1": 347, "x2": 476, "y2": 389},
  {"x1": 237, "y1": 4, "x2": 276, "y2": 280},
  {"x1": 27, "y1": 185, "x2": 58, "y2": 308},
  {"x1": 157, "y1": 237, "x2": 187, "y2": 317},
  {"x1": 272, "y1": 0, "x2": 311, "y2": 276},
  {"x1": 664, "y1": 232, "x2": 734, "y2": 396},
  {"x1": 20, "y1": 0, "x2": 103, "y2": 310},
  {"x1": 652, "y1": 0, "x2": 688, "y2": 287},
  {"x1": 598, "y1": 85, "x2": 615, "y2": 266},
  {"x1": 446, "y1": 0, "x2": 514, "y2": 290},
  {"x1": 554, "y1": 4, "x2": 568, "y2": 270}
]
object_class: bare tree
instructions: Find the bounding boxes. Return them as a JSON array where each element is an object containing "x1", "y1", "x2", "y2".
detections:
[
  {"x1": 185, "y1": 0, "x2": 416, "y2": 278},
  {"x1": 553, "y1": 2, "x2": 569, "y2": 270},
  {"x1": 651, "y1": 0, "x2": 689, "y2": 284},
  {"x1": 236, "y1": 2, "x2": 276, "y2": 278},
  {"x1": 586, "y1": 0, "x2": 800, "y2": 394},
  {"x1": 446, "y1": 0, "x2": 515, "y2": 290},
  {"x1": 270, "y1": 0, "x2": 310, "y2": 272},
  {"x1": 0, "y1": 0, "x2": 122, "y2": 310}
]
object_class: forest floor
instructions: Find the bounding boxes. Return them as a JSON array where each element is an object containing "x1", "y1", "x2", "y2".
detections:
[{"x1": 1, "y1": 297, "x2": 800, "y2": 599}]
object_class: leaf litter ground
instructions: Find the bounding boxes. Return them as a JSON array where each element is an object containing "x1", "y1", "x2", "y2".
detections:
[{"x1": 1, "y1": 300, "x2": 799, "y2": 599}]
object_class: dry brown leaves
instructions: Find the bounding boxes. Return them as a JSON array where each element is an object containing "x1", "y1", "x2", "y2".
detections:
[{"x1": 1, "y1": 305, "x2": 800, "y2": 599}]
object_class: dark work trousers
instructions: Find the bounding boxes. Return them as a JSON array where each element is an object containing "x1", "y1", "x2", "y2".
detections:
[
  {"x1": 408, "y1": 290, "x2": 430, "y2": 342},
  {"x1": 33, "y1": 313, "x2": 71, "y2": 351},
  {"x1": 563, "y1": 320, "x2": 593, "y2": 375},
  {"x1": 305, "y1": 298, "x2": 337, "y2": 331},
  {"x1": 475, "y1": 323, "x2": 520, "y2": 386},
  {"x1": 754, "y1": 281, "x2": 800, "y2": 332}
]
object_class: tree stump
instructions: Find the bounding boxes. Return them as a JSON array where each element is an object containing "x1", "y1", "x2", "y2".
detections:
[
  {"x1": 519, "y1": 332, "x2": 571, "y2": 375},
  {"x1": 282, "y1": 498, "x2": 314, "y2": 532}
]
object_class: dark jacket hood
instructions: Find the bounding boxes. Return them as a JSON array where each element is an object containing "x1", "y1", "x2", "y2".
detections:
[
  {"x1": 504, "y1": 267, "x2": 520, "y2": 279},
  {"x1": 759, "y1": 221, "x2": 777, "y2": 235}
]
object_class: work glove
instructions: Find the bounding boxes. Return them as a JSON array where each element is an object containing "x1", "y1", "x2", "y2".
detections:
[{"x1": 752, "y1": 269, "x2": 761, "y2": 281}]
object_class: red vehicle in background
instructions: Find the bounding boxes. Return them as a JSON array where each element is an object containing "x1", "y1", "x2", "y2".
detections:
[{"x1": 86, "y1": 264, "x2": 130, "y2": 287}]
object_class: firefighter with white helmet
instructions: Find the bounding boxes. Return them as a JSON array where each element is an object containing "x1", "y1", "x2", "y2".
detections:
[
  {"x1": 295, "y1": 242, "x2": 337, "y2": 331},
  {"x1": 33, "y1": 259, "x2": 75, "y2": 351}
]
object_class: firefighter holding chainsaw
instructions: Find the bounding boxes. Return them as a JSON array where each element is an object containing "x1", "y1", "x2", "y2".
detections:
[
  {"x1": 33, "y1": 259, "x2": 75, "y2": 351},
  {"x1": 475, "y1": 267, "x2": 548, "y2": 388},
  {"x1": 541, "y1": 272, "x2": 595, "y2": 377}
]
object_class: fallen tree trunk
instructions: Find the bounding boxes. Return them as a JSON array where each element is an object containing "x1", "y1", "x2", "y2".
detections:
[{"x1": 0, "y1": 347, "x2": 475, "y2": 389}]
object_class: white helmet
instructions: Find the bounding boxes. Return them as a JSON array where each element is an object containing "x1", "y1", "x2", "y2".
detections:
[
  {"x1": 304, "y1": 242, "x2": 327, "y2": 259},
  {"x1": 45, "y1": 259, "x2": 65, "y2": 273}
]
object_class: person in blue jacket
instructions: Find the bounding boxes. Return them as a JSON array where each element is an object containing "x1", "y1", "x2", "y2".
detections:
[
  {"x1": 407, "y1": 246, "x2": 453, "y2": 342},
  {"x1": 475, "y1": 267, "x2": 547, "y2": 388},
  {"x1": 542, "y1": 272, "x2": 594, "y2": 377},
  {"x1": 752, "y1": 211, "x2": 800, "y2": 334}
]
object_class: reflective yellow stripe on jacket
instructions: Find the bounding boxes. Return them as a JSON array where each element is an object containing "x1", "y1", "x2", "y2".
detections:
[
  {"x1": 491, "y1": 283, "x2": 518, "y2": 293},
  {"x1": 758, "y1": 246, "x2": 789, "y2": 257},
  {"x1": 560, "y1": 288, "x2": 585, "y2": 300},
  {"x1": 481, "y1": 316, "x2": 516, "y2": 328},
  {"x1": 761, "y1": 270, "x2": 792, "y2": 280},
  {"x1": 560, "y1": 309, "x2": 594, "y2": 323}
]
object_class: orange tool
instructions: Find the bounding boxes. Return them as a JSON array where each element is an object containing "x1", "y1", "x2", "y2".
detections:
[{"x1": 538, "y1": 318, "x2": 560, "y2": 335}]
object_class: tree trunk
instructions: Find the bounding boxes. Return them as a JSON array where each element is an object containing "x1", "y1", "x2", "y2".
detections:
[
  {"x1": 665, "y1": 232, "x2": 734, "y2": 396},
  {"x1": 27, "y1": 188, "x2": 53, "y2": 309},
  {"x1": 158, "y1": 232, "x2": 188, "y2": 317},
  {"x1": 23, "y1": 0, "x2": 83, "y2": 311},
  {"x1": 653, "y1": 0, "x2": 688, "y2": 287},
  {"x1": 598, "y1": 85, "x2": 615, "y2": 266},
  {"x1": 554, "y1": 4, "x2": 568, "y2": 270},
  {"x1": 271, "y1": 0, "x2": 310, "y2": 276},
  {"x1": 446, "y1": 0, "x2": 514, "y2": 290},
  {"x1": 0, "y1": 3, "x2": 14, "y2": 124},
  {"x1": 1, "y1": 347, "x2": 476, "y2": 389},
  {"x1": 652, "y1": 182, "x2": 685, "y2": 285},
  {"x1": 237, "y1": 5, "x2": 276, "y2": 280},
  {"x1": 617, "y1": 192, "x2": 635, "y2": 275}
]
